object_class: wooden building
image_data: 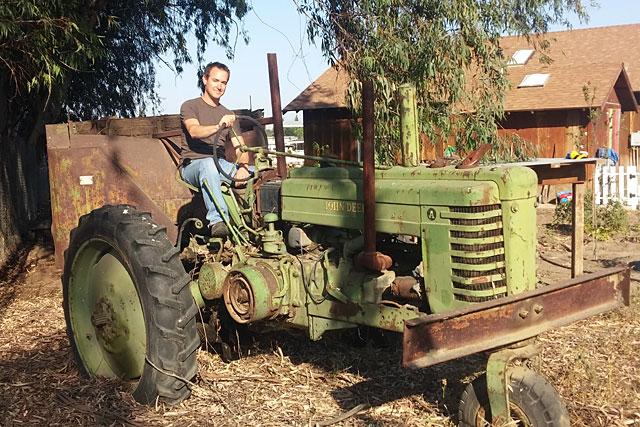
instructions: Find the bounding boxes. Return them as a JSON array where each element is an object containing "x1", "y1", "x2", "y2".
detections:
[
  {"x1": 498, "y1": 24, "x2": 640, "y2": 165},
  {"x1": 284, "y1": 24, "x2": 640, "y2": 166}
]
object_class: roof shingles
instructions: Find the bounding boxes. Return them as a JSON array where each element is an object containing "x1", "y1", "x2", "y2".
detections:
[{"x1": 284, "y1": 23, "x2": 640, "y2": 113}]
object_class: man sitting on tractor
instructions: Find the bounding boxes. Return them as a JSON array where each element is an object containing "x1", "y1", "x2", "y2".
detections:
[{"x1": 180, "y1": 62, "x2": 252, "y2": 237}]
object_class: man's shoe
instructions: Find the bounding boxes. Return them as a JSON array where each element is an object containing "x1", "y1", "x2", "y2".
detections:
[{"x1": 209, "y1": 221, "x2": 229, "y2": 237}]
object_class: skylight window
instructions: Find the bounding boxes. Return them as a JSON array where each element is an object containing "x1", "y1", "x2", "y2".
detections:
[
  {"x1": 508, "y1": 49, "x2": 535, "y2": 66},
  {"x1": 518, "y1": 73, "x2": 550, "y2": 88}
]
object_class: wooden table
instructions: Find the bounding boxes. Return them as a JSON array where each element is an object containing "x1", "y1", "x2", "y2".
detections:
[{"x1": 507, "y1": 158, "x2": 597, "y2": 278}]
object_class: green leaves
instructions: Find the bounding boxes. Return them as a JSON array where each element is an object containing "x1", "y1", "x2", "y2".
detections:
[
  {"x1": 1, "y1": 0, "x2": 249, "y2": 125},
  {"x1": 297, "y1": 0, "x2": 587, "y2": 163}
]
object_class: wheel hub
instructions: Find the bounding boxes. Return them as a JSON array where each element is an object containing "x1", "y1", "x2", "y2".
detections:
[
  {"x1": 68, "y1": 246, "x2": 146, "y2": 380},
  {"x1": 91, "y1": 297, "x2": 129, "y2": 345}
]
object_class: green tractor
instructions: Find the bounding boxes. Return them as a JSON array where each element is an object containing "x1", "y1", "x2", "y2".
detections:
[{"x1": 57, "y1": 84, "x2": 629, "y2": 426}]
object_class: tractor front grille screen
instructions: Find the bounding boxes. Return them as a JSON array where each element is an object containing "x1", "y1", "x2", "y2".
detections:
[{"x1": 446, "y1": 204, "x2": 507, "y2": 303}]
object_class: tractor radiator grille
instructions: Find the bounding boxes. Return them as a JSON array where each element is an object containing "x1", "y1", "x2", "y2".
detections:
[{"x1": 444, "y1": 204, "x2": 507, "y2": 303}]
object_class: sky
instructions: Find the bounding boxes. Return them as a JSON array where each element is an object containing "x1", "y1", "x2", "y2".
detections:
[
  {"x1": 154, "y1": 0, "x2": 327, "y2": 121},
  {"x1": 154, "y1": 0, "x2": 640, "y2": 120}
]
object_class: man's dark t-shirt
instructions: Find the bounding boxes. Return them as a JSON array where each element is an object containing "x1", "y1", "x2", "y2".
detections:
[{"x1": 180, "y1": 97, "x2": 241, "y2": 162}]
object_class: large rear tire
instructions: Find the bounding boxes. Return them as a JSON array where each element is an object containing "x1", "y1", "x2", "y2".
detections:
[
  {"x1": 458, "y1": 367, "x2": 570, "y2": 427},
  {"x1": 62, "y1": 205, "x2": 200, "y2": 405}
]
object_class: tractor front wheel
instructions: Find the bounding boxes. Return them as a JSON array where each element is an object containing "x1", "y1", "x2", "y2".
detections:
[
  {"x1": 62, "y1": 205, "x2": 200, "y2": 405},
  {"x1": 458, "y1": 367, "x2": 570, "y2": 427}
]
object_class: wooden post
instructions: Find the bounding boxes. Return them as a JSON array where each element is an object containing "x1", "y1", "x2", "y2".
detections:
[{"x1": 571, "y1": 182, "x2": 585, "y2": 277}]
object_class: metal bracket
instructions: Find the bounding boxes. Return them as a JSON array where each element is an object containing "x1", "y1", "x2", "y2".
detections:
[{"x1": 486, "y1": 343, "x2": 538, "y2": 424}]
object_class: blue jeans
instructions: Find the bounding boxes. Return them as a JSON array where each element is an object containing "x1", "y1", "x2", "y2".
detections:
[{"x1": 181, "y1": 157, "x2": 253, "y2": 226}]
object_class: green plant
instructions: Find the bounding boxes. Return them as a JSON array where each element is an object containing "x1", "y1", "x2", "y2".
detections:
[
  {"x1": 297, "y1": 0, "x2": 588, "y2": 164},
  {"x1": 489, "y1": 132, "x2": 537, "y2": 163},
  {"x1": 551, "y1": 191, "x2": 629, "y2": 240},
  {"x1": 311, "y1": 141, "x2": 330, "y2": 167}
]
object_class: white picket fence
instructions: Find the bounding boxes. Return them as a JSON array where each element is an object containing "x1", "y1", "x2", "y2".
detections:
[{"x1": 594, "y1": 164, "x2": 640, "y2": 209}]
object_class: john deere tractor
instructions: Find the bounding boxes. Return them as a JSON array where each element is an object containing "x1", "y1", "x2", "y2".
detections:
[{"x1": 57, "y1": 83, "x2": 629, "y2": 426}]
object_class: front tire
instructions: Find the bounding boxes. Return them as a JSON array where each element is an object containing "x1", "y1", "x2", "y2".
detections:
[
  {"x1": 458, "y1": 367, "x2": 570, "y2": 426},
  {"x1": 62, "y1": 205, "x2": 200, "y2": 405}
]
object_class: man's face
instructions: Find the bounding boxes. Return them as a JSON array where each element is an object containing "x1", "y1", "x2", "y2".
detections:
[{"x1": 203, "y1": 67, "x2": 229, "y2": 101}]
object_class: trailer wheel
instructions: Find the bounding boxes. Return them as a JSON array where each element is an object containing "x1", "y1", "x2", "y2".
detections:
[
  {"x1": 62, "y1": 205, "x2": 200, "y2": 405},
  {"x1": 458, "y1": 367, "x2": 570, "y2": 427}
]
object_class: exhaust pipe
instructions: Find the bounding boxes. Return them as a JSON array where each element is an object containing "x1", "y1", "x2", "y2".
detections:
[{"x1": 357, "y1": 80, "x2": 392, "y2": 271}]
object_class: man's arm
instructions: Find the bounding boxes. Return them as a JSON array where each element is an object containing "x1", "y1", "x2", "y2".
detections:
[
  {"x1": 183, "y1": 114, "x2": 236, "y2": 139},
  {"x1": 231, "y1": 134, "x2": 252, "y2": 180}
]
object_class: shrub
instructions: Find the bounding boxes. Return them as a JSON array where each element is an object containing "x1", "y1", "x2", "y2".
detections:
[{"x1": 551, "y1": 191, "x2": 628, "y2": 240}]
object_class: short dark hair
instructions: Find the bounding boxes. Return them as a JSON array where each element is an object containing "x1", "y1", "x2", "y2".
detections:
[{"x1": 204, "y1": 62, "x2": 230, "y2": 78}]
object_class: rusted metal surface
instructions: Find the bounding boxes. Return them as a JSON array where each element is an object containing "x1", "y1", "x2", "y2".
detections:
[
  {"x1": 47, "y1": 123, "x2": 193, "y2": 268},
  {"x1": 356, "y1": 251, "x2": 393, "y2": 271},
  {"x1": 391, "y1": 276, "x2": 421, "y2": 300},
  {"x1": 267, "y1": 53, "x2": 287, "y2": 179},
  {"x1": 362, "y1": 81, "x2": 375, "y2": 257},
  {"x1": 222, "y1": 265, "x2": 280, "y2": 323},
  {"x1": 403, "y1": 266, "x2": 630, "y2": 368},
  {"x1": 356, "y1": 81, "x2": 393, "y2": 271},
  {"x1": 457, "y1": 143, "x2": 492, "y2": 169}
]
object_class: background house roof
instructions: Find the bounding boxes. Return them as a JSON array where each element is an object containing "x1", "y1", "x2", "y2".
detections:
[
  {"x1": 503, "y1": 62, "x2": 636, "y2": 112},
  {"x1": 283, "y1": 65, "x2": 349, "y2": 112},
  {"x1": 499, "y1": 23, "x2": 640, "y2": 89},
  {"x1": 499, "y1": 23, "x2": 640, "y2": 112},
  {"x1": 283, "y1": 23, "x2": 640, "y2": 113}
]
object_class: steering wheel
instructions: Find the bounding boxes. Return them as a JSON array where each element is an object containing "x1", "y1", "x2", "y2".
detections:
[{"x1": 212, "y1": 115, "x2": 268, "y2": 183}]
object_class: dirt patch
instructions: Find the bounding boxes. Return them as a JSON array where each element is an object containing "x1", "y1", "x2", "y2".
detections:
[{"x1": 0, "y1": 208, "x2": 639, "y2": 426}]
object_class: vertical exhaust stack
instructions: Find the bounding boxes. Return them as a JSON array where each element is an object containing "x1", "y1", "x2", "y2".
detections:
[
  {"x1": 267, "y1": 53, "x2": 287, "y2": 179},
  {"x1": 357, "y1": 81, "x2": 392, "y2": 271},
  {"x1": 399, "y1": 84, "x2": 420, "y2": 167}
]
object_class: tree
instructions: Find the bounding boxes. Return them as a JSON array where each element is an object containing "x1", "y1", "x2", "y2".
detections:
[
  {"x1": 0, "y1": 0, "x2": 248, "y2": 263},
  {"x1": 294, "y1": 0, "x2": 589, "y2": 164}
]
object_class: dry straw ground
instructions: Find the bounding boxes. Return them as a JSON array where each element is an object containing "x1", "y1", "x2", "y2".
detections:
[{"x1": 0, "y1": 208, "x2": 638, "y2": 426}]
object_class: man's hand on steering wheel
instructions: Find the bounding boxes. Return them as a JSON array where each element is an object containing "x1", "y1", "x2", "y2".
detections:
[{"x1": 218, "y1": 114, "x2": 236, "y2": 129}]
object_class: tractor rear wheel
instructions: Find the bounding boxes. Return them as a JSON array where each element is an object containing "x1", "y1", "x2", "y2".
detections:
[
  {"x1": 62, "y1": 205, "x2": 200, "y2": 405},
  {"x1": 458, "y1": 367, "x2": 570, "y2": 427}
]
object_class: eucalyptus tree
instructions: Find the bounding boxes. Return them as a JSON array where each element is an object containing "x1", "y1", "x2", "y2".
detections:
[
  {"x1": 0, "y1": 0, "x2": 248, "y2": 262},
  {"x1": 294, "y1": 0, "x2": 590, "y2": 163}
]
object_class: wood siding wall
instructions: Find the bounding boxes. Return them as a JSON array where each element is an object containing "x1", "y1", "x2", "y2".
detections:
[
  {"x1": 303, "y1": 109, "x2": 357, "y2": 162},
  {"x1": 498, "y1": 109, "x2": 589, "y2": 158},
  {"x1": 299, "y1": 97, "x2": 639, "y2": 168}
]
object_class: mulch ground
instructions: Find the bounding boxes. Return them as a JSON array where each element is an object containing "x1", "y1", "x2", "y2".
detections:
[{"x1": 0, "y1": 231, "x2": 639, "y2": 426}]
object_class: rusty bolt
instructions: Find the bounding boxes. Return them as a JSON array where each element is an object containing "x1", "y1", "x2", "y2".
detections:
[
  {"x1": 519, "y1": 309, "x2": 529, "y2": 319},
  {"x1": 533, "y1": 304, "x2": 543, "y2": 314},
  {"x1": 511, "y1": 204, "x2": 519, "y2": 213}
]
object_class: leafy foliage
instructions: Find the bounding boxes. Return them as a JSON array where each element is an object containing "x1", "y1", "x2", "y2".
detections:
[
  {"x1": 295, "y1": 0, "x2": 588, "y2": 164},
  {"x1": 552, "y1": 191, "x2": 629, "y2": 240},
  {"x1": 0, "y1": 0, "x2": 249, "y2": 256},
  {"x1": 1, "y1": 0, "x2": 249, "y2": 124}
]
